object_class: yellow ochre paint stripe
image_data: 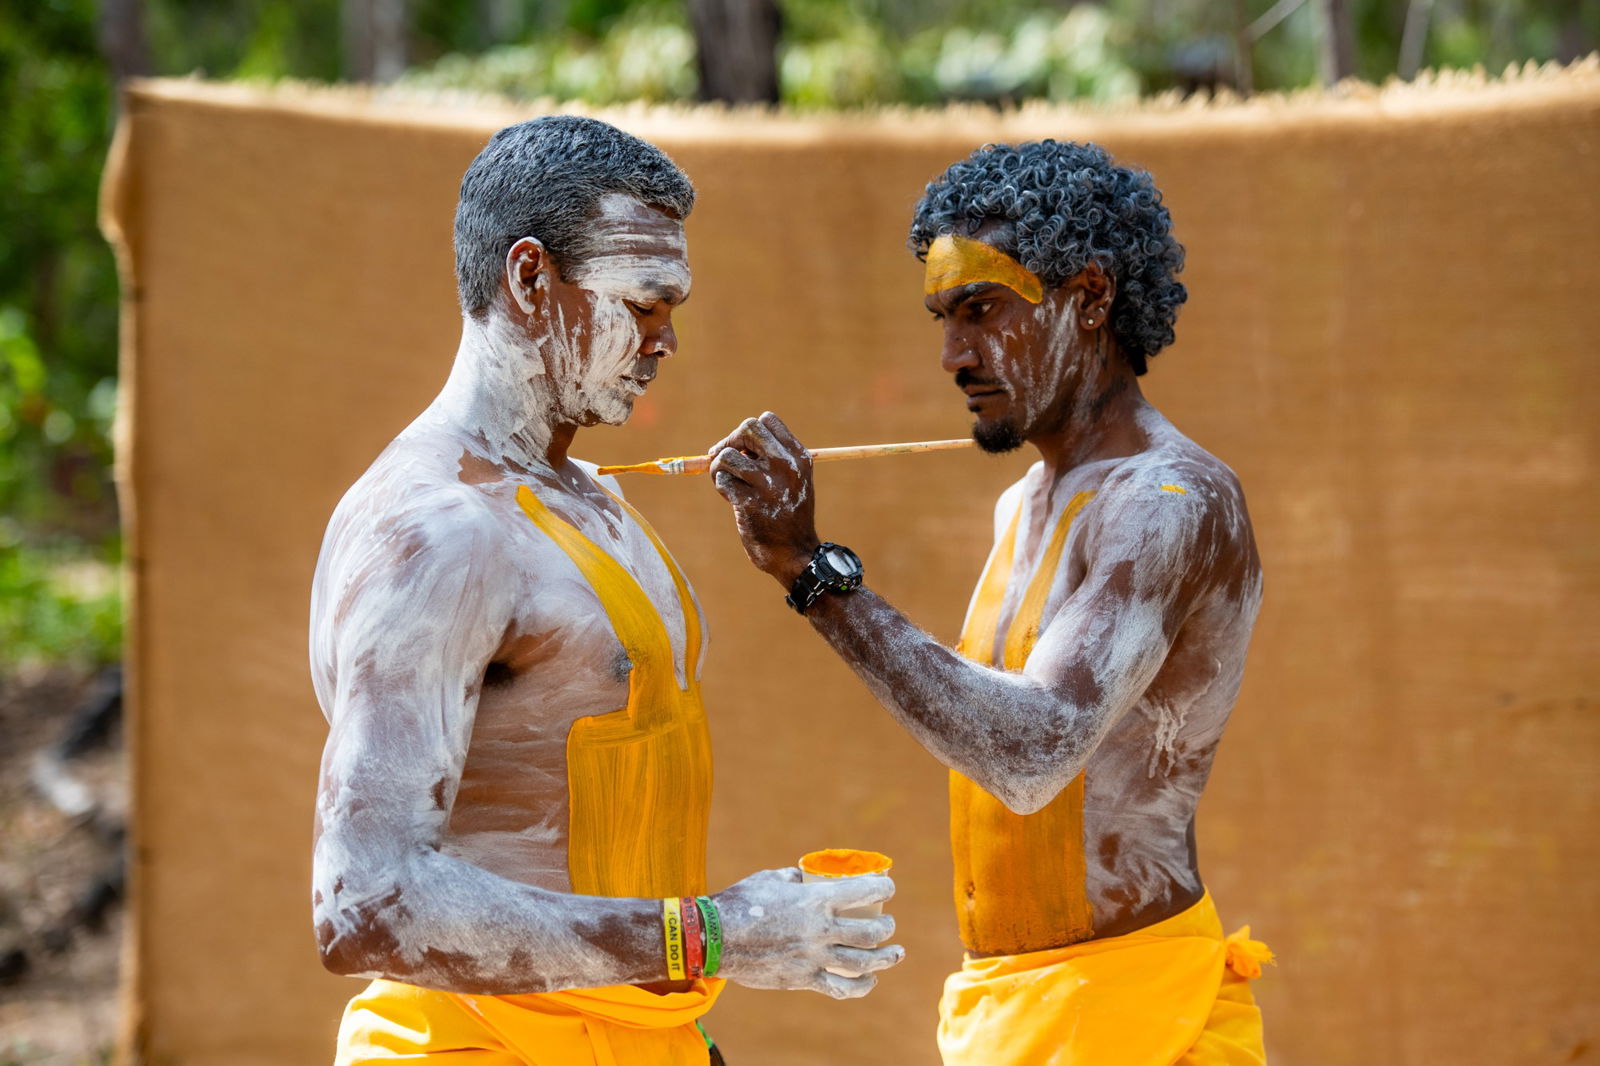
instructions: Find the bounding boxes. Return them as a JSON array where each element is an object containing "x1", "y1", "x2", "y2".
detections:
[
  {"x1": 925, "y1": 234, "x2": 1044, "y2": 303},
  {"x1": 1160, "y1": 484, "x2": 1188, "y2": 495}
]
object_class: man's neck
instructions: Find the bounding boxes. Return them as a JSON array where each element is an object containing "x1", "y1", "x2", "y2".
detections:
[
  {"x1": 1030, "y1": 366, "x2": 1150, "y2": 482},
  {"x1": 434, "y1": 310, "x2": 578, "y2": 471}
]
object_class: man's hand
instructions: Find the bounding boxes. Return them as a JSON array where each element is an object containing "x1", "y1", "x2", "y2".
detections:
[
  {"x1": 713, "y1": 867, "x2": 903, "y2": 999},
  {"x1": 708, "y1": 412, "x2": 821, "y2": 587}
]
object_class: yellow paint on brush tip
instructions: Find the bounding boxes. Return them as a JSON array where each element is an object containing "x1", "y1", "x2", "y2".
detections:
[
  {"x1": 798, "y1": 848, "x2": 893, "y2": 877},
  {"x1": 1160, "y1": 484, "x2": 1188, "y2": 495},
  {"x1": 924, "y1": 234, "x2": 1044, "y2": 303}
]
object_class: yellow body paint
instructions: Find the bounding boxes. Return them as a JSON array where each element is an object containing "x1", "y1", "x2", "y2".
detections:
[
  {"x1": 925, "y1": 233, "x2": 1044, "y2": 303},
  {"x1": 515, "y1": 485, "x2": 712, "y2": 901},
  {"x1": 1160, "y1": 484, "x2": 1188, "y2": 495},
  {"x1": 950, "y1": 491, "x2": 1098, "y2": 955}
]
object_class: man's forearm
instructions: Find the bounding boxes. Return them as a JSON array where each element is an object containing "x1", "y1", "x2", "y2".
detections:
[
  {"x1": 799, "y1": 587, "x2": 1090, "y2": 813},
  {"x1": 316, "y1": 844, "x2": 669, "y2": 994}
]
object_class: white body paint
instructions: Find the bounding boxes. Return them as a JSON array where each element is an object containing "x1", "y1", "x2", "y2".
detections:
[
  {"x1": 976, "y1": 403, "x2": 1261, "y2": 929},
  {"x1": 308, "y1": 192, "x2": 901, "y2": 997},
  {"x1": 714, "y1": 262, "x2": 1263, "y2": 941}
]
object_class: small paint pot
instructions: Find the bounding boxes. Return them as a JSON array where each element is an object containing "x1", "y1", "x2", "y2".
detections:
[{"x1": 799, "y1": 849, "x2": 894, "y2": 978}]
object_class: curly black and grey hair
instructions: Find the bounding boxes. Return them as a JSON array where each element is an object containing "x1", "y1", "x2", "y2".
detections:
[
  {"x1": 454, "y1": 116, "x2": 695, "y2": 316},
  {"x1": 908, "y1": 140, "x2": 1186, "y2": 375}
]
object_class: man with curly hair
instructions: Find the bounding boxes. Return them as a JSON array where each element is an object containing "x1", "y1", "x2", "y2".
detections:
[{"x1": 708, "y1": 140, "x2": 1272, "y2": 1063}]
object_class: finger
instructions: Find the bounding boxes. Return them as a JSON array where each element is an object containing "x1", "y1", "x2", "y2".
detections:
[
  {"x1": 814, "y1": 970, "x2": 878, "y2": 1000},
  {"x1": 713, "y1": 470, "x2": 767, "y2": 508},
  {"x1": 707, "y1": 417, "x2": 764, "y2": 458},
  {"x1": 733, "y1": 866, "x2": 800, "y2": 886},
  {"x1": 710, "y1": 446, "x2": 763, "y2": 478},
  {"x1": 758, "y1": 411, "x2": 808, "y2": 460},
  {"x1": 828, "y1": 944, "x2": 904, "y2": 974},
  {"x1": 832, "y1": 913, "x2": 895, "y2": 948},
  {"x1": 827, "y1": 873, "x2": 895, "y2": 910},
  {"x1": 724, "y1": 416, "x2": 783, "y2": 460}
]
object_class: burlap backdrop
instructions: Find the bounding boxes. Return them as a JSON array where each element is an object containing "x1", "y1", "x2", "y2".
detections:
[{"x1": 100, "y1": 66, "x2": 1600, "y2": 1065}]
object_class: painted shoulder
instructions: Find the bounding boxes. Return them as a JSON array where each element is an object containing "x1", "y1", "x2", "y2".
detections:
[
  {"x1": 991, "y1": 461, "x2": 1043, "y2": 540},
  {"x1": 572, "y1": 457, "x2": 625, "y2": 501},
  {"x1": 318, "y1": 443, "x2": 516, "y2": 595},
  {"x1": 1083, "y1": 437, "x2": 1255, "y2": 577}
]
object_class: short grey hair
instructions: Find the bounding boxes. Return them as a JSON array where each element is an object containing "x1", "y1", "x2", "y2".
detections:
[{"x1": 453, "y1": 116, "x2": 696, "y2": 315}]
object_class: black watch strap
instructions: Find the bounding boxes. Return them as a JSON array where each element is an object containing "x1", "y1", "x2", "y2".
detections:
[{"x1": 786, "y1": 543, "x2": 864, "y2": 614}]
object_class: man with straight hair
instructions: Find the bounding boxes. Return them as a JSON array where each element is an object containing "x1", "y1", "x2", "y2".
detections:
[
  {"x1": 708, "y1": 140, "x2": 1272, "y2": 1064},
  {"x1": 309, "y1": 115, "x2": 901, "y2": 1065}
]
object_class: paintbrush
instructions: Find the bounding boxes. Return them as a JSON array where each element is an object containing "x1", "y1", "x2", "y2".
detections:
[{"x1": 596, "y1": 438, "x2": 975, "y2": 476}]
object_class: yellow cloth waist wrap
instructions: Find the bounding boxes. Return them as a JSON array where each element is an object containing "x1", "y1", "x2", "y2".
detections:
[
  {"x1": 333, "y1": 485, "x2": 721, "y2": 1064},
  {"x1": 937, "y1": 892, "x2": 1271, "y2": 1066},
  {"x1": 950, "y1": 491, "x2": 1097, "y2": 955}
]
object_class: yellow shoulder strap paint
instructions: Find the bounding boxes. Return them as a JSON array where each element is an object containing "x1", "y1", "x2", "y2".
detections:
[
  {"x1": 950, "y1": 490, "x2": 1097, "y2": 955},
  {"x1": 514, "y1": 484, "x2": 712, "y2": 899}
]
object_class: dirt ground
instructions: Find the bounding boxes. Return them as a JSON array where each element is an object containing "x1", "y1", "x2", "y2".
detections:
[{"x1": 0, "y1": 668, "x2": 125, "y2": 1066}]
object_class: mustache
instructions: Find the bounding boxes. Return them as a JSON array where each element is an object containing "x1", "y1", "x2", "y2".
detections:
[{"x1": 955, "y1": 369, "x2": 1002, "y2": 390}]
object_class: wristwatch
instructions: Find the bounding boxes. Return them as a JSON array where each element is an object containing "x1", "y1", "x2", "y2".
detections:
[{"x1": 785, "y1": 542, "x2": 864, "y2": 614}]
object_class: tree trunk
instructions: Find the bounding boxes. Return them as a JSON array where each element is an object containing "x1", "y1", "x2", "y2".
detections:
[
  {"x1": 688, "y1": 0, "x2": 781, "y2": 105},
  {"x1": 1317, "y1": 0, "x2": 1356, "y2": 84},
  {"x1": 1232, "y1": 0, "x2": 1254, "y2": 94},
  {"x1": 1398, "y1": 0, "x2": 1434, "y2": 80},
  {"x1": 343, "y1": 0, "x2": 409, "y2": 84},
  {"x1": 98, "y1": 0, "x2": 151, "y2": 84}
]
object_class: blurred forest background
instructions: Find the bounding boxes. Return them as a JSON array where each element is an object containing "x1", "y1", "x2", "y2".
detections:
[
  {"x1": 2, "y1": 0, "x2": 1596, "y2": 678},
  {"x1": 0, "y1": 0, "x2": 1595, "y2": 1060},
  {"x1": 1, "y1": 0, "x2": 1595, "y2": 677}
]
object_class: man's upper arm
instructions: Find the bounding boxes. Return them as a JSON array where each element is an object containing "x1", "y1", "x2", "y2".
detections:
[
  {"x1": 313, "y1": 495, "x2": 508, "y2": 859},
  {"x1": 1024, "y1": 472, "x2": 1236, "y2": 746}
]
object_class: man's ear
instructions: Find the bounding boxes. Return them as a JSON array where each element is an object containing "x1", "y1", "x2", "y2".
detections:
[
  {"x1": 504, "y1": 237, "x2": 552, "y2": 315},
  {"x1": 1074, "y1": 262, "x2": 1116, "y2": 330}
]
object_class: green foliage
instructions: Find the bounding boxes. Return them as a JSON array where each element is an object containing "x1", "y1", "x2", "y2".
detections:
[
  {"x1": 0, "y1": 2, "x2": 120, "y2": 539},
  {"x1": 1, "y1": 0, "x2": 1590, "y2": 682},
  {"x1": 146, "y1": 0, "x2": 342, "y2": 81},
  {"x1": 403, "y1": 4, "x2": 697, "y2": 103},
  {"x1": 0, "y1": 540, "x2": 122, "y2": 672}
]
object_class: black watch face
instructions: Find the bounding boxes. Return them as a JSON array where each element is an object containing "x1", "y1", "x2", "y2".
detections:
[{"x1": 818, "y1": 545, "x2": 863, "y2": 583}]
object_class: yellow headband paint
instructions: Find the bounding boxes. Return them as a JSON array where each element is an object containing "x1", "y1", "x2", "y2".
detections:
[{"x1": 924, "y1": 233, "x2": 1043, "y2": 304}]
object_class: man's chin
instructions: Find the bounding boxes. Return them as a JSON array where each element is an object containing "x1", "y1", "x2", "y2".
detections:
[
  {"x1": 973, "y1": 418, "x2": 1025, "y2": 454},
  {"x1": 581, "y1": 396, "x2": 636, "y2": 428}
]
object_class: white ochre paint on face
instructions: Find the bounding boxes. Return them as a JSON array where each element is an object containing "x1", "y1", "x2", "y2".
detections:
[{"x1": 308, "y1": 193, "x2": 901, "y2": 998}]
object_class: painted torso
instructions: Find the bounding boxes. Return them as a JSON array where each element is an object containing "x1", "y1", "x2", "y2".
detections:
[
  {"x1": 310, "y1": 416, "x2": 706, "y2": 897},
  {"x1": 953, "y1": 417, "x2": 1261, "y2": 954}
]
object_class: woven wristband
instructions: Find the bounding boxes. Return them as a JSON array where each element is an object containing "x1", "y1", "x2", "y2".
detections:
[
  {"x1": 679, "y1": 895, "x2": 704, "y2": 978},
  {"x1": 661, "y1": 897, "x2": 687, "y2": 981},
  {"x1": 695, "y1": 896, "x2": 723, "y2": 978}
]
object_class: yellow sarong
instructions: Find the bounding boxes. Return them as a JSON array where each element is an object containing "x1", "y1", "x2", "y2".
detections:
[
  {"x1": 335, "y1": 977, "x2": 723, "y2": 1065},
  {"x1": 937, "y1": 893, "x2": 1270, "y2": 1066},
  {"x1": 333, "y1": 485, "x2": 722, "y2": 1063},
  {"x1": 942, "y1": 494, "x2": 1271, "y2": 1063}
]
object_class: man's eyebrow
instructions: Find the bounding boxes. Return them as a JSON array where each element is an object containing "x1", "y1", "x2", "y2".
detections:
[
  {"x1": 626, "y1": 276, "x2": 690, "y2": 305},
  {"x1": 925, "y1": 282, "x2": 1002, "y2": 313}
]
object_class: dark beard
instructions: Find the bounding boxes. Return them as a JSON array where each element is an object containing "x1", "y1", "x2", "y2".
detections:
[{"x1": 973, "y1": 417, "x2": 1024, "y2": 454}]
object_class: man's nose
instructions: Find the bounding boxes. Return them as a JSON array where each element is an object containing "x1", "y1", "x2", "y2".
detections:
[
  {"x1": 642, "y1": 318, "x2": 677, "y2": 359},
  {"x1": 940, "y1": 326, "x2": 979, "y2": 375}
]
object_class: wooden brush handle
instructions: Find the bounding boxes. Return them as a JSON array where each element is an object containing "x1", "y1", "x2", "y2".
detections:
[{"x1": 596, "y1": 437, "x2": 974, "y2": 476}]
